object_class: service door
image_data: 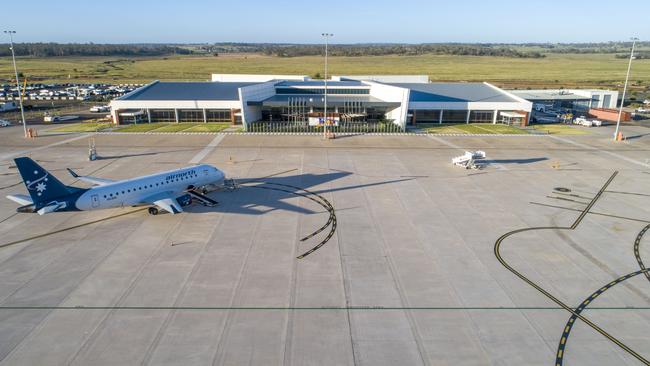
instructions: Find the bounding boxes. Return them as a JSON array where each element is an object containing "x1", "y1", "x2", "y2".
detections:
[{"x1": 91, "y1": 194, "x2": 100, "y2": 208}]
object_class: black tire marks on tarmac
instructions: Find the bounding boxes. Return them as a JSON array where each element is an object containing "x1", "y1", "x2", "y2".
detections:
[{"x1": 243, "y1": 181, "x2": 336, "y2": 259}]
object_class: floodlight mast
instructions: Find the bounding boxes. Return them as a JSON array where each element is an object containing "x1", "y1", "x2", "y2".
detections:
[
  {"x1": 322, "y1": 33, "x2": 333, "y2": 139},
  {"x1": 4, "y1": 30, "x2": 27, "y2": 137},
  {"x1": 614, "y1": 37, "x2": 638, "y2": 141}
]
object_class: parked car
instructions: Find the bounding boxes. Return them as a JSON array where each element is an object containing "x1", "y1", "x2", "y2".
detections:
[
  {"x1": 0, "y1": 119, "x2": 12, "y2": 127},
  {"x1": 89, "y1": 105, "x2": 110, "y2": 113},
  {"x1": 44, "y1": 115, "x2": 79, "y2": 123}
]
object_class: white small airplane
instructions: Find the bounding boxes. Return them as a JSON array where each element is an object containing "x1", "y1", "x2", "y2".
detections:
[{"x1": 6, "y1": 157, "x2": 225, "y2": 215}]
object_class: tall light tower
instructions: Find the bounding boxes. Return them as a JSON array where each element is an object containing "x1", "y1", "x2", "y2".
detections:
[
  {"x1": 322, "y1": 33, "x2": 333, "y2": 139},
  {"x1": 4, "y1": 31, "x2": 27, "y2": 137},
  {"x1": 614, "y1": 37, "x2": 638, "y2": 141}
]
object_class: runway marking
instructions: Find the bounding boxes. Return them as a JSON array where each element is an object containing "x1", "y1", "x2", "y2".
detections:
[
  {"x1": 545, "y1": 195, "x2": 589, "y2": 205},
  {"x1": 426, "y1": 135, "x2": 463, "y2": 150},
  {"x1": 606, "y1": 190, "x2": 650, "y2": 198},
  {"x1": 555, "y1": 266, "x2": 650, "y2": 365},
  {"x1": 1, "y1": 306, "x2": 650, "y2": 310},
  {"x1": 0, "y1": 208, "x2": 147, "y2": 250},
  {"x1": 188, "y1": 134, "x2": 225, "y2": 164},
  {"x1": 494, "y1": 171, "x2": 650, "y2": 366},
  {"x1": 549, "y1": 135, "x2": 650, "y2": 169},
  {"x1": 529, "y1": 201, "x2": 650, "y2": 223},
  {"x1": 634, "y1": 224, "x2": 650, "y2": 283},
  {"x1": 0, "y1": 134, "x2": 93, "y2": 162}
]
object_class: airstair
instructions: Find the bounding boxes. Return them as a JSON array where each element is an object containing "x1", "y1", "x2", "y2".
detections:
[
  {"x1": 188, "y1": 190, "x2": 219, "y2": 207},
  {"x1": 452, "y1": 151, "x2": 486, "y2": 169}
]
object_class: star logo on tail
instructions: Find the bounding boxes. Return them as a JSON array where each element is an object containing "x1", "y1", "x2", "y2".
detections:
[{"x1": 35, "y1": 182, "x2": 47, "y2": 196}]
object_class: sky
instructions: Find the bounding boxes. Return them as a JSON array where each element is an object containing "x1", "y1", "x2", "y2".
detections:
[{"x1": 3, "y1": 0, "x2": 649, "y2": 44}]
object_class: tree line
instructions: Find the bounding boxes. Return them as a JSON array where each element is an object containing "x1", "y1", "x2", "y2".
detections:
[
  {"x1": 257, "y1": 44, "x2": 545, "y2": 58},
  {"x1": 0, "y1": 43, "x2": 192, "y2": 57},
  {"x1": 2, "y1": 42, "x2": 647, "y2": 58}
]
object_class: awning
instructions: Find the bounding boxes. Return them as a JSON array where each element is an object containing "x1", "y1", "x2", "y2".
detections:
[
  {"x1": 248, "y1": 94, "x2": 401, "y2": 108},
  {"x1": 500, "y1": 112, "x2": 526, "y2": 118},
  {"x1": 119, "y1": 110, "x2": 145, "y2": 117}
]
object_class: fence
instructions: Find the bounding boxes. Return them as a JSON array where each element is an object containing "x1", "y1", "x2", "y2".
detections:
[{"x1": 247, "y1": 121, "x2": 404, "y2": 134}]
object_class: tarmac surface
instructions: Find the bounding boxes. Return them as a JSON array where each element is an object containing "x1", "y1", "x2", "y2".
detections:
[{"x1": 0, "y1": 123, "x2": 649, "y2": 365}]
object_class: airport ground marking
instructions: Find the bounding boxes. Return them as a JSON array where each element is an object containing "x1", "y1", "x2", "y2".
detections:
[
  {"x1": 548, "y1": 135, "x2": 650, "y2": 169},
  {"x1": 2, "y1": 306, "x2": 650, "y2": 311},
  {"x1": 529, "y1": 202, "x2": 650, "y2": 224},
  {"x1": 0, "y1": 208, "x2": 148, "y2": 250},
  {"x1": 495, "y1": 171, "x2": 650, "y2": 365},
  {"x1": 555, "y1": 222, "x2": 650, "y2": 365},
  {"x1": 634, "y1": 224, "x2": 650, "y2": 283},
  {"x1": 188, "y1": 134, "x2": 225, "y2": 164},
  {"x1": 0, "y1": 134, "x2": 93, "y2": 162}
]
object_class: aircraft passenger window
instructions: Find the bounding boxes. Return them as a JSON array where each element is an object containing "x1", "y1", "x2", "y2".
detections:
[
  {"x1": 103, "y1": 195, "x2": 106, "y2": 198},
  {"x1": 128, "y1": 189, "x2": 131, "y2": 193},
  {"x1": 110, "y1": 193, "x2": 113, "y2": 196}
]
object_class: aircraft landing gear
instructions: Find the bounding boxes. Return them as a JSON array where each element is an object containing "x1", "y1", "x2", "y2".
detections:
[{"x1": 148, "y1": 207, "x2": 159, "y2": 215}]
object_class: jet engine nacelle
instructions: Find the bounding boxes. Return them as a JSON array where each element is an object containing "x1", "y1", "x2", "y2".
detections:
[{"x1": 176, "y1": 194, "x2": 192, "y2": 207}]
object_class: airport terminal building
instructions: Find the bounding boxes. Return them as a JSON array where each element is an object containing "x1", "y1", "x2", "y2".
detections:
[{"x1": 109, "y1": 74, "x2": 535, "y2": 130}]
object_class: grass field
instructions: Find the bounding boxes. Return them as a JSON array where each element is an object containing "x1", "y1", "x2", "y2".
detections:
[
  {"x1": 1, "y1": 53, "x2": 649, "y2": 90},
  {"x1": 49, "y1": 122, "x2": 112, "y2": 132},
  {"x1": 528, "y1": 124, "x2": 592, "y2": 135},
  {"x1": 182, "y1": 123, "x2": 230, "y2": 132},
  {"x1": 113, "y1": 123, "x2": 170, "y2": 132},
  {"x1": 49, "y1": 122, "x2": 233, "y2": 133},
  {"x1": 421, "y1": 123, "x2": 528, "y2": 134}
]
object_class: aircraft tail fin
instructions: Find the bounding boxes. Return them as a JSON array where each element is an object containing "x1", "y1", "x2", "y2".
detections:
[{"x1": 14, "y1": 157, "x2": 72, "y2": 205}]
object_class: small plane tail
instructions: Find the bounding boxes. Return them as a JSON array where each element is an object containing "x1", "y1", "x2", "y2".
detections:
[{"x1": 14, "y1": 157, "x2": 72, "y2": 205}]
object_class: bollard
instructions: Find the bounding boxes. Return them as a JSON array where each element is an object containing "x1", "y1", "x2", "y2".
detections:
[{"x1": 616, "y1": 131, "x2": 624, "y2": 141}]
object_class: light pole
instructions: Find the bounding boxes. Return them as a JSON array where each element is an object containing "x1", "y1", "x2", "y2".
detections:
[
  {"x1": 614, "y1": 37, "x2": 638, "y2": 141},
  {"x1": 4, "y1": 31, "x2": 27, "y2": 137},
  {"x1": 322, "y1": 33, "x2": 333, "y2": 139}
]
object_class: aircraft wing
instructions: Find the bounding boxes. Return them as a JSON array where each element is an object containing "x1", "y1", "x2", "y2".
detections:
[
  {"x1": 67, "y1": 168, "x2": 115, "y2": 186},
  {"x1": 140, "y1": 191, "x2": 183, "y2": 214},
  {"x1": 152, "y1": 198, "x2": 183, "y2": 214}
]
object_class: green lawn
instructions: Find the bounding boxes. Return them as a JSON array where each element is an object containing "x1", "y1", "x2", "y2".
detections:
[
  {"x1": 113, "y1": 123, "x2": 171, "y2": 132},
  {"x1": 49, "y1": 122, "x2": 112, "y2": 132},
  {"x1": 2, "y1": 53, "x2": 648, "y2": 90},
  {"x1": 528, "y1": 124, "x2": 592, "y2": 135},
  {"x1": 422, "y1": 123, "x2": 527, "y2": 134},
  {"x1": 46, "y1": 122, "x2": 233, "y2": 133},
  {"x1": 183, "y1": 123, "x2": 231, "y2": 132},
  {"x1": 148, "y1": 123, "x2": 197, "y2": 132}
]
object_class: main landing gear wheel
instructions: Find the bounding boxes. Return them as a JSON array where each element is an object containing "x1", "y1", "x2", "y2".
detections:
[{"x1": 148, "y1": 207, "x2": 159, "y2": 215}]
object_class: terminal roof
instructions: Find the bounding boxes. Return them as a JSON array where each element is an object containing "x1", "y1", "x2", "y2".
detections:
[
  {"x1": 120, "y1": 81, "x2": 257, "y2": 101},
  {"x1": 389, "y1": 82, "x2": 517, "y2": 103}
]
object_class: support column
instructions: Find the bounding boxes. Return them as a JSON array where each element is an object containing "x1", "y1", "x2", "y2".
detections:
[
  {"x1": 203, "y1": 108, "x2": 207, "y2": 123},
  {"x1": 466, "y1": 109, "x2": 471, "y2": 124},
  {"x1": 412, "y1": 110, "x2": 417, "y2": 126},
  {"x1": 439, "y1": 110, "x2": 444, "y2": 124},
  {"x1": 146, "y1": 109, "x2": 151, "y2": 124},
  {"x1": 492, "y1": 110, "x2": 498, "y2": 124},
  {"x1": 174, "y1": 108, "x2": 179, "y2": 123},
  {"x1": 111, "y1": 109, "x2": 119, "y2": 125}
]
